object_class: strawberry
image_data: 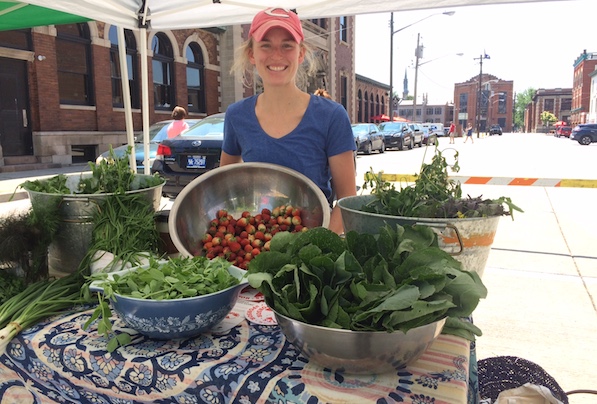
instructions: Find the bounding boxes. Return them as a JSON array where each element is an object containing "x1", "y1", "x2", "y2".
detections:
[{"x1": 216, "y1": 209, "x2": 228, "y2": 219}]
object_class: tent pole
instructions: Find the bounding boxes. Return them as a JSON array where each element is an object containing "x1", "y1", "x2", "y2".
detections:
[
  {"x1": 140, "y1": 27, "x2": 150, "y2": 175},
  {"x1": 117, "y1": 26, "x2": 136, "y2": 172}
]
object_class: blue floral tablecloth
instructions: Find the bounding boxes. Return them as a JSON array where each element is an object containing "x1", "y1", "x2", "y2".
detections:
[{"x1": 0, "y1": 302, "x2": 476, "y2": 403}]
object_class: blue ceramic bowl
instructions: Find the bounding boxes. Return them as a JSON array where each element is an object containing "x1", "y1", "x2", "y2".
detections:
[{"x1": 89, "y1": 263, "x2": 248, "y2": 339}]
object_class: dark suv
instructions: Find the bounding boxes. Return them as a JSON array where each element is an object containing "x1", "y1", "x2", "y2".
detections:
[
  {"x1": 570, "y1": 124, "x2": 597, "y2": 145},
  {"x1": 378, "y1": 122, "x2": 414, "y2": 150},
  {"x1": 489, "y1": 125, "x2": 502, "y2": 136}
]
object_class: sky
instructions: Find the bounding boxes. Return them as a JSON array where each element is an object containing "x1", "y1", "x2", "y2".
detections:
[{"x1": 355, "y1": 0, "x2": 596, "y2": 105}]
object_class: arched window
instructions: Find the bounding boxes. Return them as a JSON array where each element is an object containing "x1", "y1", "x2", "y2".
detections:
[
  {"x1": 186, "y1": 43, "x2": 206, "y2": 113},
  {"x1": 370, "y1": 93, "x2": 374, "y2": 122},
  {"x1": 375, "y1": 94, "x2": 380, "y2": 116},
  {"x1": 151, "y1": 33, "x2": 174, "y2": 110},
  {"x1": 56, "y1": 23, "x2": 93, "y2": 105},
  {"x1": 109, "y1": 27, "x2": 138, "y2": 108},
  {"x1": 364, "y1": 91, "x2": 369, "y2": 123},
  {"x1": 357, "y1": 90, "x2": 363, "y2": 123},
  {"x1": 381, "y1": 96, "x2": 385, "y2": 118}
]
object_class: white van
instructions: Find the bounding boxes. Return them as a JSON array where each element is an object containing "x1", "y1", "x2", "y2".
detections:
[{"x1": 421, "y1": 123, "x2": 444, "y2": 138}]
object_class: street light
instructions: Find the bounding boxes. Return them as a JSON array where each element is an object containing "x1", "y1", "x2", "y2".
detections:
[
  {"x1": 411, "y1": 38, "x2": 463, "y2": 121},
  {"x1": 474, "y1": 52, "x2": 490, "y2": 137},
  {"x1": 388, "y1": 10, "x2": 455, "y2": 119}
]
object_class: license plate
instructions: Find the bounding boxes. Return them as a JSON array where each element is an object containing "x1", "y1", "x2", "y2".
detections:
[{"x1": 186, "y1": 155, "x2": 206, "y2": 169}]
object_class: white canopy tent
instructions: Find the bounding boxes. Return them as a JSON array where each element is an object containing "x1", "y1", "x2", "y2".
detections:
[{"x1": 5, "y1": 0, "x2": 568, "y2": 173}]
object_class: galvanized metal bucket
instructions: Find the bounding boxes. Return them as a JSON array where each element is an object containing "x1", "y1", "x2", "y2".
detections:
[
  {"x1": 337, "y1": 194, "x2": 501, "y2": 278},
  {"x1": 25, "y1": 173, "x2": 164, "y2": 276}
]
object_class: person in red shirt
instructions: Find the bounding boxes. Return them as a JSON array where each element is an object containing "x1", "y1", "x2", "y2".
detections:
[
  {"x1": 167, "y1": 106, "x2": 190, "y2": 138},
  {"x1": 448, "y1": 121, "x2": 456, "y2": 144}
]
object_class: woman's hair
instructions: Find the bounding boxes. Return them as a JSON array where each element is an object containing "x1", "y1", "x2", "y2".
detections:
[
  {"x1": 230, "y1": 37, "x2": 317, "y2": 89},
  {"x1": 171, "y1": 106, "x2": 187, "y2": 120},
  {"x1": 314, "y1": 88, "x2": 331, "y2": 99}
]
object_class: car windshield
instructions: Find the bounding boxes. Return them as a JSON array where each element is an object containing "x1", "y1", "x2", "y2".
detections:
[
  {"x1": 182, "y1": 116, "x2": 225, "y2": 137},
  {"x1": 351, "y1": 125, "x2": 369, "y2": 135},
  {"x1": 379, "y1": 123, "x2": 403, "y2": 131}
]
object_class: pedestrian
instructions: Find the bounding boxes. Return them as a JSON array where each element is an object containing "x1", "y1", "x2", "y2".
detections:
[
  {"x1": 448, "y1": 121, "x2": 456, "y2": 144},
  {"x1": 464, "y1": 122, "x2": 474, "y2": 143},
  {"x1": 166, "y1": 106, "x2": 189, "y2": 138},
  {"x1": 221, "y1": 8, "x2": 356, "y2": 235}
]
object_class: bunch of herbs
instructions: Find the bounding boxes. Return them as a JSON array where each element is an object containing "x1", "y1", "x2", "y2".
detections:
[
  {"x1": 361, "y1": 147, "x2": 522, "y2": 219},
  {"x1": 247, "y1": 226, "x2": 486, "y2": 341}
]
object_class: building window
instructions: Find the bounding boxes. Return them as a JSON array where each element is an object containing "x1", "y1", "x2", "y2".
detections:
[
  {"x1": 561, "y1": 98, "x2": 572, "y2": 110},
  {"x1": 416, "y1": 108, "x2": 421, "y2": 117},
  {"x1": 435, "y1": 107, "x2": 442, "y2": 115},
  {"x1": 309, "y1": 19, "x2": 327, "y2": 29},
  {"x1": 186, "y1": 43, "x2": 206, "y2": 113},
  {"x1": 109, "y1": 27, "x2": 138, "y2": 109},
  {"x1": 339, "y1": 16, "x2": 347, "y2": 42},
  {"x1": 357, "y1": 90, "x2": 362, "y2": 122},
  {"x1": 426, "y1": 108, "x2": 434, "y2": 115},
  {"x1": 544, "y1": 98, "x2": 555, "y2": 112},
  {"x1": 459, "y1": 93, "x2": 468, "y2": 110},
  {"x1": 340, "y1": 77, "x2": 348, "y2": 109},
  {"x1": 152, "y1": 33, "x2": 174, "y2": 110},
  {"x1": 369, "y1": 93, "x2": 374, "y2": 120},
  {"x1": 0, "y1": 29, "x2": 31, "y2": 50},
  {"x1": 56, "y1": 23, "x2": 93, "y2": 105},
  {"x1": 498, "y1": 92, "x2": 507, "y2": 114}
]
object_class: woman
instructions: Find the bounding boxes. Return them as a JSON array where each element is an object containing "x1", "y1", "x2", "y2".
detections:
[
  {"x1": 221, "y1": 8, "x2": 356, "y2": 234},
  {"x1": 167, "y1": 106, "x2": 189, "y2": 138},
  {"x1": 464, "y1": 122, "x2": 474, "y2": 144}
]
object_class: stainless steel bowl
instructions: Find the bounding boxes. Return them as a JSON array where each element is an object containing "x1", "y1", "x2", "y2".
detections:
[
  {"x1": 169, "y1": 163, "x2": 331, "y2": 257},
  {"x1": 274, "y1": 310, "x2": 446, "y2": 374}
]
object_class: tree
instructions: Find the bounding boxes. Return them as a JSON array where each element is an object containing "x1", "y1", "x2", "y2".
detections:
[
  {"x1": 514, "y1": 88, "x2": 536, "y2": 130},
  {"x1": 540, "y1": 110, "x2": 557, "y2": 129}
]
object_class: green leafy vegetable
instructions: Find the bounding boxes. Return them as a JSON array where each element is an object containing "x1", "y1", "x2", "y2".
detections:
[
  {"x1": 247, "y1": 225, "x2": 486, "y2": 341},
  {"x1": 84, "y1": 256, "x2": 240, "y2": 352},
  {"x1": 361, "y1": 147, "x2": 523, "y2": 219}
]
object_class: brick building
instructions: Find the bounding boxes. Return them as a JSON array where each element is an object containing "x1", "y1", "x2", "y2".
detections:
[
  {"x1": 570, "y1": 50, "x2": 597, "y2": 126},
  {"x1": 453, "y1": 74, "x2": 513, "y2": 135},
  {"x1": 355, "y1": 74, "x2": 389, "y2": 123},
  {"x1": 0, "y1": 16, "x2": 355, "y2": 171},
  {"x1": 524, "y1": 88, "x2": 572, "y2": 133}
]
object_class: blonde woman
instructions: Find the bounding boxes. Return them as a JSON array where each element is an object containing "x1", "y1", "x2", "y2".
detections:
[{"x1": 221, "y1": 8, "x2": 356, "y2": 234}]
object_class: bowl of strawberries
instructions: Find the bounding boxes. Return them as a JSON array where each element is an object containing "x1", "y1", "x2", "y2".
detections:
[{"x1": 168, "y1": 162, "x2": 331, "y2": 268}]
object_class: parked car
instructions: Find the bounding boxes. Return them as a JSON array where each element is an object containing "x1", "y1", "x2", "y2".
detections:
[
  {"x1": 555, "y1": 126, "x2": 572, "y2": 138},
  {"x1": 570, "y1": 124, "x2": 597, "y2": 145},
  {"x1": 96, "y1": 119, "x2": 200, "y2": 173},
  {"x1": 378, "y1": 122, "x2": 414, "y2": 150},
  {"x1": 152, "y1": 113, "x2": 224, "y2": 198},
  {"x1": 489, "y1": 124, "x2": 503, "y2": 136},
  {"x1": 420, "y1": 123, "x2": 440, "y2": 145},
  {"x1": 408, "y1": 123, "x2": 425, "y2": 148},
  {"x1": 351, "y1": 123, "x2": 385, "y2": 154}
]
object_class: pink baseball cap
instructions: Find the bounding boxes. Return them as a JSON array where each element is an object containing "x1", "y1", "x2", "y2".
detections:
[{"x1": 249, "y1": 8, "x2": 304, "y2": 43}]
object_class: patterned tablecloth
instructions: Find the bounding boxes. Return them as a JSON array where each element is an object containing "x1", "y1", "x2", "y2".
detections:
[{"x1": 0, "y1": 300, "x2": 476, "y2": 404}]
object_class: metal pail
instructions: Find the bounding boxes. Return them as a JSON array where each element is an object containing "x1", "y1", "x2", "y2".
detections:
[
  {"x1": 25, "y1": 174, "x2": 164, "y2": 276},
  {"x1": 337, "y1": 195, "x2": 501, "y2": 278}
]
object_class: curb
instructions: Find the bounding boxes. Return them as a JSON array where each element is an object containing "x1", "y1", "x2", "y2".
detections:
[{"x1": 379, "y1": 174, "x2": 597, "y2": 188}]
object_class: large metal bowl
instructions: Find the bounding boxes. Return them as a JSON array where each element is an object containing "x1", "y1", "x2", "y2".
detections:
[
  {"x1": 169, "y1": 163, "x2": 331, "y2": 257},
  {"x1": 89, "y1": 263, "x2": 249, "y2": 339},
  {"x1": 274, "y1": 309, "x2": 446, "y2": 374}
]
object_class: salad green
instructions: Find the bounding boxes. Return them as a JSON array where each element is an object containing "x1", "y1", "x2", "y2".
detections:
[{"x1": 247, "y1": 226, "x2": 487, "y2": 340}]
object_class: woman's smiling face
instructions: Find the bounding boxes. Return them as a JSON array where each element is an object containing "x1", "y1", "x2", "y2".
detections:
[{"x1": 249, "y1": 27, "x2": 305, "y2": 87}]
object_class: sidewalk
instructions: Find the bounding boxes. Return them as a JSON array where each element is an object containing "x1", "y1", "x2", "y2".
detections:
[{"x1": 0, "y1": 167, "x2": 596, "y2": 402}]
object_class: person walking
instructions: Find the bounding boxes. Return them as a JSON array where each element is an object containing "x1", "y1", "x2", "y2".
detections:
[
  {"x1": 448, "y1": 121, "x2": 456, "y2": 144},
  {"x1": 464, "y1": 122, "x2": 474, "y2": 144},
  {"x1": 220, "y1": 8, "x2": 356, "y2": 235},
  {"x1": 166, "y1": 106, "x2": 190, "y2": 138}
]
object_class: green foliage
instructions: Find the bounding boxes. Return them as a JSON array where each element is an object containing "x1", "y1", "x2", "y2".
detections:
[
  {"x1": 514, "y1": 88, "x2": 536, "y2": 129},
  {"x1": 247, "y1": 225, "x2": 487, "y2": 340},
  {"x1": 20, "y1": 146, "x2": 163, "y2": 195},
  {"x1": 361, "y1": 147, "x2": 523, "y2": 219},
  {"x1": 540, "y1": 110, "x2": 557, "y2": 127}
]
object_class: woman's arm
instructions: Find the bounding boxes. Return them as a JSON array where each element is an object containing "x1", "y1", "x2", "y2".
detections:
[
  {"x1": 219, "y1": 151, "x2": 242, "y2": 167},
  {"x1": 328, "y1": 150, "x2": 357, "y2": 234}
]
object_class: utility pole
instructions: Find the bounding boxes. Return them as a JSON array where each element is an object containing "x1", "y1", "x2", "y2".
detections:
[
  {"x1": 389, "y1": 13, "x2": 394, "y2": 118},
  {"x1": 474, "y1": 53, "x2": 490, "y2": 138},
  {"x1": 412, "y1": 33, "x2": 421, "y2": 122}
]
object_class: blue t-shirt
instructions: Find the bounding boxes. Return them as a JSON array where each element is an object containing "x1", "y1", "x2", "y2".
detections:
[{"x1": 223, "y1": 94, "x2": 355, "y2": 202}]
